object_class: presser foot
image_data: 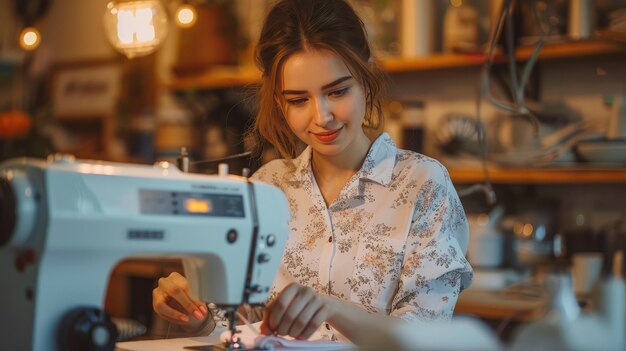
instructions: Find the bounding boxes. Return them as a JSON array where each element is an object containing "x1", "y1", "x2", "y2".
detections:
[
  {"x1": 223, "y1": 333, "x2": 246, "y2": 350},
  {"x1": 215, "y1": 331, "x2": 268, "y2": 351}
]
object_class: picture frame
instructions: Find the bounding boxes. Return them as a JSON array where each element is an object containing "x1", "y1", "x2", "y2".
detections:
[
  {"x1": 51, "y1": 58, "x2": 122, "y2": 119},
  {"x1": 49, "y1": 58, "x2": 124, "y2": 160}
]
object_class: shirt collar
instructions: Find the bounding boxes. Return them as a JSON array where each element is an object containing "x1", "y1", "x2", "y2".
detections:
[
  {"x1": 355, "y1": 132, "x2": 396, "y2": 186},
  {"x1": 292, "y1": 132, "x2": 397, "y2": 186},
  {"x1": 292, "y1": 146, "x2": 312, "y2": 182}
]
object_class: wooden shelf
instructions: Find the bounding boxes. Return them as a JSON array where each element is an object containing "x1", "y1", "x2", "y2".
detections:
[
  {"x1": 384, "y1": 39, "x2": 625, "y2": 73},
  {"x1": 164, "y1": 40, "x2": 626, "y2": 90},
  {"x1": 516, "y1": 39, "x2": 625, "y2": 61},
  {"x1": 449, "y1": 167, "x2": 626, "y2": 184},
  {"x1": 380, "y1": 52, "x2": 488, "y2": 72},
  {"x1": 164, "y1": 66, "x2": 260, "y2": 91}
]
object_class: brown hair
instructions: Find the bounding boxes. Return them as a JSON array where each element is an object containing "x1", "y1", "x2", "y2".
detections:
[{"x1": 248, "y1": 0, "x2": 386, "y2": 159}]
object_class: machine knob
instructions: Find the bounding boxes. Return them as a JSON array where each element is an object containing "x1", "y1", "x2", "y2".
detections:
[
  {"x1": 226, "y1": 229, "x2": 238, "y2": 243},
  {"x1": 57, "y1": 307, "x2": 118, "y2": 351},
  {"x1": 257, "y1": 253, "x2": 270, "y2": 264},
  {"x1": 266, "y1": 234, "x2": 276, "y2": 247},
  {"x1": 249, "y1": 284, "x2": 263, "y2": 293}
]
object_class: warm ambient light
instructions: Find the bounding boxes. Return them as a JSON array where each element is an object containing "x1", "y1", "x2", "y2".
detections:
[
  {"x1": 175, "y1": 4, "x2": 197, "y2": 28},
  {"x1": 19, "y1": 27, "x2": 41, "y2": 51},
  {"x1": 103, "y1": 0, "x2": 169, "y2": 58},
  {"x1": 450, "y1": 0, "x2": 463, "y2": 7}
]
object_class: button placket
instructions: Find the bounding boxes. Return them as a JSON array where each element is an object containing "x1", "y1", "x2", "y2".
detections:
[
  {"x1": 317, "y1": 204, "x2": 335, "y2": 296},
  {"x1": 326, "y1": 207, "x2": 339, "y2": 296}
]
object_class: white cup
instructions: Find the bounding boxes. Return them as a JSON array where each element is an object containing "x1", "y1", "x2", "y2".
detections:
[
  {"x1": 467, "y1": 214, "x2": 504, "y2": 268},
  {"x1": 571, "y1": 252, "x2": 603, "y2": 295}
]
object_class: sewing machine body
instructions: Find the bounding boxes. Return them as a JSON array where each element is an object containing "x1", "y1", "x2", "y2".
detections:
[{"x1": 0, "y1": 156, "x2": 290, "y2": 351}]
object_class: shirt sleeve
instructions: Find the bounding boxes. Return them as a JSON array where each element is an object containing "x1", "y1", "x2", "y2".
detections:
[{"x1": 390, "y1": 164, "x2": 473, "y2": 322}]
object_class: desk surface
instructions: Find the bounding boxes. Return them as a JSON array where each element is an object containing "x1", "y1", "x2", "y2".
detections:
[
  {"x1": 455, "y1": 288, "x2": 548, "y2": 321},
  {"x1": 116, "y1": 329, "x2": 223, "y2": 351},
  {"x1": 116, "y1": 327, "x2": 358, "y2": 351}
]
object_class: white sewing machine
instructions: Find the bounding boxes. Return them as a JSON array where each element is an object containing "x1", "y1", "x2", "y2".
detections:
[{"x1": 0, "y1": 155, "x2": 290, "y2": 351}]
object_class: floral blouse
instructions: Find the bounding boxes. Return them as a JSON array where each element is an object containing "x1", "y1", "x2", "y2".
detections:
[{"x1": 252, "y1": 132, "x2": 473, "y2": 338}]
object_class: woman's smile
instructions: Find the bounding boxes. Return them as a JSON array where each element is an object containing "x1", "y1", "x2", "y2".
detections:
[{"x1": 312, "y1": 127, "x2": 343, "y2": 142}]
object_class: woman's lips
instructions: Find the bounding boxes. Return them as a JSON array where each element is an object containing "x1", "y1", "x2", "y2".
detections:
[{"x1": 312, "y1": 127, "x2": 342, "y2": 142}]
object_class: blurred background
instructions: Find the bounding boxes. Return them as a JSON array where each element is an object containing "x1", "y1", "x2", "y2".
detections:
[{"x1": 1, "y1": 0, "x2": 626, "y2": 343}]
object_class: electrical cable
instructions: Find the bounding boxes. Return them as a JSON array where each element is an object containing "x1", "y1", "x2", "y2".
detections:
[
  {"x1": 469, "y1": 0, "x2": 548, "y2": 205},
  {"x1": 190, "y1": 151, "x2": 253, "y2": 167},
  {"x1": 472, "y1": 0, "x2": 512, "y2": 206},
  {"x1": 505, "y1": 3, "x2": 521, "y2": 107}
]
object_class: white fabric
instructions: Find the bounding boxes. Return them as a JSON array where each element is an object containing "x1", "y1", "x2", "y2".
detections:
[{"x1": 219, "y1": 322, "x2": 355, "y2": 350}]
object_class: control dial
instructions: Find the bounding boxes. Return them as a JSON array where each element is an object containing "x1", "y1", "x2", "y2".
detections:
[
  {"x1": 257, "y1": 253, "x2": 270, "y2": 264},
  {"x1": 57, "y1": 307, "x2": 118, "y2": 351}
]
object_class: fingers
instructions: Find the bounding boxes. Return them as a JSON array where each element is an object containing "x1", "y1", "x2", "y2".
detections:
[
  {"x1": 260, "y1": 317, "x2": 272, "y2": 336},
  {"x1": 277, "y1": 287, "x2": 315, "y2": 335},
  {"x1": 157, "y1": 275, "x2": 205, "y2": 320},
  {"x1": 263, "y1": 283, "x2": 327, "y2": 339},
  {"x1": 265, "y1": 283, "x2": 300, "y2": 332},
  {"x1": 298, "y1": 305, "x2": 331, "y2": 340},
  {"x1": 168, "y1": 272, "x2": 189, "y2": 290},
  {"x1": 152, "y1": 289, "x2": 191, "y2": 324},
  {"x1": 152, "y1": 272, "x2": 208, "y2": 326},
  {"x1": 287, "y1": 295, "x2": 319, "y2": 337}
]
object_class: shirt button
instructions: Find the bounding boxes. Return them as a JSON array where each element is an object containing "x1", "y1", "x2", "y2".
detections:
[{"x1": 328, "y1": 236, "x2": 332, "y2": 243}]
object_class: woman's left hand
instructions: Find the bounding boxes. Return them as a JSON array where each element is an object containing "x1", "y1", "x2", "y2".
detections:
[{"x1": 260, "y1": 283, "x2": 333, "y2": 339}]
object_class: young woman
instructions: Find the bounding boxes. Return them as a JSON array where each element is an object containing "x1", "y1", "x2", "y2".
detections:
[{"x1": 153, "y1": 0, "x2": 472, "y2": 343}]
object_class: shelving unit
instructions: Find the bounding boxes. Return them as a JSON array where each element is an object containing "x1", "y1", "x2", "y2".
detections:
[
  {"x1": 164, "y1": 40, "x2": 626, "y2": 90},
  {"x1": 162, "y1": 39, "x2": 626, "y2": 184},
  {"x1": 449, "y1": 167, "x2": 626, "y2": 184}
]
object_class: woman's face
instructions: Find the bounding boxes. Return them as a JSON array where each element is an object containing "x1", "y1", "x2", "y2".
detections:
[{"x1": 280, "y1": 49, "x2": 367, "y2": 158}]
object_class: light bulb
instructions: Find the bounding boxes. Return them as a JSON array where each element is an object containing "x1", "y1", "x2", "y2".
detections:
[
  {"x1": 19, "y1": 27, "x2": 41, "y2": 51},
  {"x1": 175, "y1": 4, "x2": 197, "y2": 28},
  {"x1": 103, "y1": 0, "x2": 169, "y2": 59}
]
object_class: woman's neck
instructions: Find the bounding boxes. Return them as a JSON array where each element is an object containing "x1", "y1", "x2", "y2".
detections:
[{"x1": 310, "y1": 132, "x2": 372, "y2": 205}]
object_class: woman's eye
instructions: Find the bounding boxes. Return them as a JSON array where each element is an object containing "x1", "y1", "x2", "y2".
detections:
[
  {"x1": 329, "y1": 87, "x2": 349, "y2": 97},
  {"x1": 287, "y1": 98, "x2": 307, "y2": 106}
]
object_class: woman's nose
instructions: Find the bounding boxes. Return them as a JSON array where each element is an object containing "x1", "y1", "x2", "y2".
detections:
[{"x1": 313, "y1": 98, "x2": 333, "y2": 126}]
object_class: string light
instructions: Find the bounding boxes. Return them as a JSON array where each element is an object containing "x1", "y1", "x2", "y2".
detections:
[
  {"x1": 450, "y1": 0, "x2": 463, "y2": 8},
  {"x1": 103, "y1": 0, "x2": 169, "y2": 59},
  {"x1": 175, "y1": 3, "x2": 197, "y2": 28},
  {"x1": 19, "y1": 27, "x2": 42, "y2": 51},
  {"x1": 11, "y1": 0, "x2": 51, "y2": 52}
]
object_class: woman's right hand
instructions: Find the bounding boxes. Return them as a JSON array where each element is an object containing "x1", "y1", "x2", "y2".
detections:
[{"x1": 152, "y1": 272, "x2": 209, "y2": 327}]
